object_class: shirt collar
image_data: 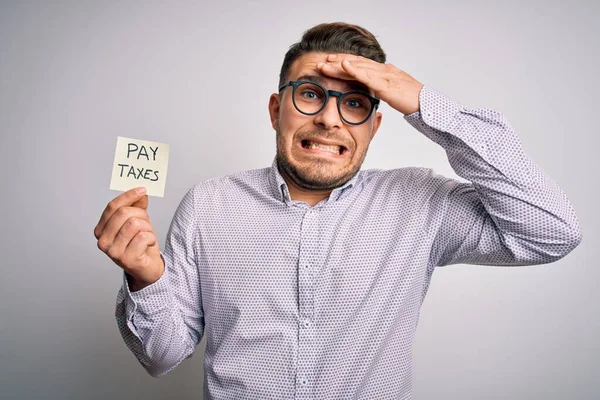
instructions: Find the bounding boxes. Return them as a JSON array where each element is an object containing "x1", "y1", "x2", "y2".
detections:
[{"x1": 268, "y1": 156, "x2": 360, "y2": 204}]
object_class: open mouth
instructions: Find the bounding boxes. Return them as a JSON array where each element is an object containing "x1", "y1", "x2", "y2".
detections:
[{"x1": 301, "y1": 139, "x2": 348, "y2": 156}]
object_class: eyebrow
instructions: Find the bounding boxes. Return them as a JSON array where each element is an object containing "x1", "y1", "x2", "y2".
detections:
[{"x1": 296, "y1": 74, "x2": 372, "y2": 95}]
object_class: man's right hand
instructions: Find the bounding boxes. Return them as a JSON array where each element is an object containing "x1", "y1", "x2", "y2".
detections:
[{"x1": 94, "y1": 187, "x2": 164, "y2": 292}]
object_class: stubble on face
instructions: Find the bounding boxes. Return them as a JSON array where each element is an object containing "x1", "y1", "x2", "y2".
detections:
[{"x1": 275, "y1": 122, "x2": 370, "y2": 191}]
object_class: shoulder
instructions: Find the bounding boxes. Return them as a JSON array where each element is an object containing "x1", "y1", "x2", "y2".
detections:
[
  {"x1": 358, "y1": 167, "x2": 460, "y2": 198},
  {"x1": 188, "y1": 167, "x2": 271, "y2": 201},
  {"x1": 359, "y1": 166, "x2": 440, "y2": 187}
]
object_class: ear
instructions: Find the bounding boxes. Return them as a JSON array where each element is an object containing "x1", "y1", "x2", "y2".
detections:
[
  {"x1": 268, "y1": 93, "x2": 281, "y2": 131},
  {"x1": 369, "y1": 111, "x2": 383, "y2": 141}
]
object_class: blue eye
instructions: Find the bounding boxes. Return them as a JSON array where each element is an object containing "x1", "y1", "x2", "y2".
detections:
[
  {"x1": 301, "y1": 90, "x2": 320, "y2": 100},
  {"x1": 346, "y1": 99, "x2": 364, "y2": 109}
]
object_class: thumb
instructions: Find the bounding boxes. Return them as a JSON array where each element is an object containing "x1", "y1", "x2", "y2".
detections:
[{"x1": 132, "y1": 194, "x2": 148, "y2": 209}]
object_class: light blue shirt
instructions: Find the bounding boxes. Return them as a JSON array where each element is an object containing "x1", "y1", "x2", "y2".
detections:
[{"x1": 115, "y1": 85, "x2": 582, "y2": 399}]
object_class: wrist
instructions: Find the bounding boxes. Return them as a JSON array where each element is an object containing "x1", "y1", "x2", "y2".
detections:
[
  {"x1": 403, "y1": 83, "x2": 423, "y2": 115},
  {"x1": 126, "y1": 269, "x2": 163, "y2": 292},
  {"x1": 126, "y1": 255, "x2": 166, "y2": 292},
  {"x1": 126, "y1": 273, "x2": 148, "y2": 292}
]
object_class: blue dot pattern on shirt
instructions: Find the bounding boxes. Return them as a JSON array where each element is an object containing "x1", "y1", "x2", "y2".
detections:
[{"x1": 115, "y1": 85, "x2": 582, "y2": 399}]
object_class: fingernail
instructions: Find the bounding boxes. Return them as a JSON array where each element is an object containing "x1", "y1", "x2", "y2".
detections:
[{"x1": 136, "y1": 187, "x2": 146, "y2": 195}]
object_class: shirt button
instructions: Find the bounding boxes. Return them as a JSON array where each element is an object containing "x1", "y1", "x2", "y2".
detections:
[
  {"x1": 303, "y1": 320, "x2": 311, "y2": 328},
  {"x1": 304, "y1": 264, "x2": 310, "y2": 269},
  {"x1": 301, "y1": 378, "x2": 308, "y2": 385}
]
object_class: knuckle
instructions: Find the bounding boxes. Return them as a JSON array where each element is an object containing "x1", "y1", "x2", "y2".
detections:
[
  {"x1": 97, "y1": 237, "x2": 110, "y2": 252},
  {"x1": 115, "y1": 207, "x2": 128, "y2": 219},
  {"x1": 123, "y1": 218, "x2": 140, "y2": 233},
  {"x1": 139, "y1": 231, "x2": 153, "y2": 241},
  {"x1": 106, "y1": 200, "x2": 117, "y2": 214},
  {"x1": 106, "y1": 245, "x2": 121, "y2": 260}
]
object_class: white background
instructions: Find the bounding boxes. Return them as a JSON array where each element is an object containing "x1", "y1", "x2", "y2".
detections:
[{"x1": 0, "y1": 1, "x2": 597, "y2": 399}]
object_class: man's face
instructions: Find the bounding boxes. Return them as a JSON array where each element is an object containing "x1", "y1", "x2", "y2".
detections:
[{"x1": 268, "y1": 52, "x2": 382, "y2": 191}]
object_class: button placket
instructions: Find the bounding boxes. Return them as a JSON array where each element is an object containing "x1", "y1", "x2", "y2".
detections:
[{"x1": 295, "y1": 208, "x2": 318, "y2": 398}]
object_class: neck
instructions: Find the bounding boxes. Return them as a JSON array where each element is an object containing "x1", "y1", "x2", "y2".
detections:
[
  {"x1": 275, "y1": 158, "x2": 339, "y2": 207},
  {"x1": 285, "y1": 179, "x2": 331, "y2": 207}
]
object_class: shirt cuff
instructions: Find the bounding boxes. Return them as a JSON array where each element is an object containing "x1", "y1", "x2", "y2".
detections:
[
  {"x1": 403, "y1": 84, "x2": 465, "y2": 135},
  {"x1": 121, "y1": 252, "x2": 171, "y2": 323}
]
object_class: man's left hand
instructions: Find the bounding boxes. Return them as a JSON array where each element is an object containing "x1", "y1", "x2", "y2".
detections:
[{"x1": 317, "y1": 53, "x2": 424, "y2": 116}]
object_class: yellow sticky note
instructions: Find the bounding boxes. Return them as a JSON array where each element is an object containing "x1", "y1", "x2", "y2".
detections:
[{"x1": 109, "y1": 136, "x2": 170, "y2": 197}]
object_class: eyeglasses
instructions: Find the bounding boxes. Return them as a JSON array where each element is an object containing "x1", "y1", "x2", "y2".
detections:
[{"x1": 278, "y1": 80, "x2": 380, "y2": 126}]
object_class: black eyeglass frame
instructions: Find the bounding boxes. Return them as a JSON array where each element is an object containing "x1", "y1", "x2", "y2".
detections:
[{"x1": 278, "y1": 80, "x2": 380, "y2": 126}]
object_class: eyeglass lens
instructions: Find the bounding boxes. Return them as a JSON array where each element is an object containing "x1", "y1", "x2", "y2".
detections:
[{"x1": 293, "y1": 82, "x2": 372, "y2": 124}]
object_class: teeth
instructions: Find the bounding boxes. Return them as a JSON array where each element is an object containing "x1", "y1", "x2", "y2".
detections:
[{"x1": 307, "y1": 142, "x2": 341, "y2": 154}]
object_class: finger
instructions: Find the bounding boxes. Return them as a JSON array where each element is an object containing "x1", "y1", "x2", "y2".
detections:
[
  {"x1": 96, "y1": 206, "x2": 152, "y2": 251},
  {"x1": 132, "y1": 194, "x2": 148, "y2": 210},
  {"x1": 94, "y1": 187, "x2": 147, "y2": 238},
  {"x1": 324, "y1": 57, "x2": 393, "y2": 74},
  {"x1": 318, "y1": 60, "x2": 379, "y2": 86},
  {"x1": 327, "y1": 54, "x2": 385, "y2": 72},
  {"x1": 327, "y1": 53, "x2": 370, "y2": 63},
  {"x1": 105, "y1": 217, "x2": 155, "y2": 261},
  {"x1": 340, "y1": 60, "x2": 375, "y2": 84},
  {"x1": 122, "y1": 231, "x2": 157, "y2": 271},
  {"x1": 337, "y1": 59, "x2": 384, "y2": 70},
  {"x1": 333, "y1": 60, "x2": 391, "y2": 94},
  {"x1": 328, "y1": 59, "x2": 387, "y2": 76},
  {"x1": 317, "y1": 62, "x2": 354, "y2": 81},
  {"x1": 320, "y1": 59, "x2": 377, "y2": 74}
]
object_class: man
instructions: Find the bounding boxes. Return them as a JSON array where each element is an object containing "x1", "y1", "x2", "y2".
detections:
[{"x1": 94, "y1": 22, "x2": 582, "y2": 399}]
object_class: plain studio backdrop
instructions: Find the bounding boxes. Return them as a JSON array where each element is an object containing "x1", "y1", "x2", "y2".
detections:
[{"x1": 0, "y1": 1, "x2": 597, "y2": 399}]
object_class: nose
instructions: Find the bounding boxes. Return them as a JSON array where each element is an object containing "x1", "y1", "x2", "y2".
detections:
[{"x1": 313, "y1": 94, "x2": 342, "y2": 130}]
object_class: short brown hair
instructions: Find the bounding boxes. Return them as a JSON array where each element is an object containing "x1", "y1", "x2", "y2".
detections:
[{"x1": 278, "y1": 22, "x2": 386, "y2": 88}]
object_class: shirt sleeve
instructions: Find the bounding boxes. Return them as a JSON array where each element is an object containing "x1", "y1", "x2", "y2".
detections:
[
  {"x1": 114, "y1": 186, "x2": 205, "y2": 376},
  {"x1": 404, "y1": 85, "x2": 582, "y2": 267}
]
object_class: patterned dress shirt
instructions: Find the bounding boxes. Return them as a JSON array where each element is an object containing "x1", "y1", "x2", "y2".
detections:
[{"x1": 115, "y1": 85, "x2": 582, "y2": 399}]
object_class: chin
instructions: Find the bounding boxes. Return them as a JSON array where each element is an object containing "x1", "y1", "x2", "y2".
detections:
[{"x1": 277, "y1": 152, "x2": 357, "y2": 191}]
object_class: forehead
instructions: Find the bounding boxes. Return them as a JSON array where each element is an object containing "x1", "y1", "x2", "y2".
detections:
[{"x1": 288, "y1": 52, "x2": 372, "y2": 94}]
